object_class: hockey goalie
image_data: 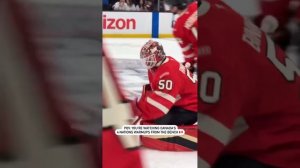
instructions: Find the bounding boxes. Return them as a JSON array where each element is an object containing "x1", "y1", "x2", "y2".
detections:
[{"x1": 131, "y1": 40, "x2": 198, "y2": 151}]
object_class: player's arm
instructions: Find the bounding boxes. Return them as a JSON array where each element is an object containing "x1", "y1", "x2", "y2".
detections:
[
  {"x1": 197, "y1": 58, "x2": 246, "y2": 167},
  {"x1": 175, "y1": 37, "x2": 195, "y2": 64},
  {"x1": 197, "y1": 29, "x2": 248, "y2": 167},
  {"x1": 137, "y1": 72, "x2": 181, "y2": 121},
  {"x1": 175, "y1": 11, "x2": 198, "y2": 66},
  {"x1": 175, "y1": 28, "x2": 198, "y2": 72}
]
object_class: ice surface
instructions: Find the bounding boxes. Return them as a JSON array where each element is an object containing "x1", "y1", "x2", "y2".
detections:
[
  {"x1": 142, "y1": 148, "x2": 197, "y2": 168},
  {"x1": 103, "y1": 38, "x2": 184, "y2": 62}
]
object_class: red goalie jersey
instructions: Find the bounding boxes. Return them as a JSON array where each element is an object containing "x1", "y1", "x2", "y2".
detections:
[
  {"x1": 173, "y1": 1, "x2": 198, "y2": 65},
  {"x1": 198, "y1": 1, "x2": 300, "y2": 168},
  {"x1": 137, "y1": 56, "x2": 198, "y2": 120}
]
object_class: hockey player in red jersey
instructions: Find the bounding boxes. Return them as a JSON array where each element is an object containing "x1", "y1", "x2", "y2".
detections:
[
  {"x1": 133, "y1": 40, "x2": 198, "y2": 151},
  {"x1": 102, "y1": 49, "x2": 143, "y2": 168},
  {"x1": 135, "y1": 40, "x2": 198, "y2": 125},
  {"x1": 198, "y1": 1, "x2": 300, "y2": 168},
  {"x1": 165, "y1": 0, "x2": 198, "y2": 71}
]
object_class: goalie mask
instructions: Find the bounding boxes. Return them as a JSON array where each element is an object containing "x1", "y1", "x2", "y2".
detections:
[{"x1": 140, "y1": 40, "x2": 166, "y2": 69}]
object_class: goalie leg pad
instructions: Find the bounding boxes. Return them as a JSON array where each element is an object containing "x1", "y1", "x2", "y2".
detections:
[{"x1": 140, "y1": 121, "x2": 197, "y2": 151}]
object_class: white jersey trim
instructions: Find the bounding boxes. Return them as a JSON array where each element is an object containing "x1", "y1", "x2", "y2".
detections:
[
  {"x1": 198, "y1": 113, "x2": 249, "y2": 145},
  {"x1": 182, "y1": 44, "x2": 192, "y2": 52},
  {"x1": 230, "y1": 117, "x2": 249, "y2": 141},
  {"x1": 154, "y1": 91, "x2": 176, "y2": 103},
  {"x1": 146, "y1": 97, "x2": 169, "y2": 114},
  {"x1": 192, "y1": 27, "x2": 198, "y2": 40},
  {"x1": 198, "y1": 113, "x2": 231, "y2": 145},
  {"x1": 185, "y1": 53, "x2": 195, "y2": 58},
  {"x1": 198, "y1": 157, "x2": 211, "y2": 168}
]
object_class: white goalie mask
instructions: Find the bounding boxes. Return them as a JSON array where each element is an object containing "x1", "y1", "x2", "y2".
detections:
[{"x1": 140, "y1": 40, "x2": 166, "y2": 69}]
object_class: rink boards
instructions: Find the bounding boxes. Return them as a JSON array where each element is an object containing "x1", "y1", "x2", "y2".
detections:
[{"x1": 102, "y1": 12, "x2": 175, "y2": 38}]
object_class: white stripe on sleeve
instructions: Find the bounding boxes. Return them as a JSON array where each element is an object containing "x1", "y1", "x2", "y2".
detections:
[
  {"x1": 146, "y1": 97, "x2": 169, "y2": 114},
  {"x1": 154, "y1": 91, "x2": 176, "y2": 103}
]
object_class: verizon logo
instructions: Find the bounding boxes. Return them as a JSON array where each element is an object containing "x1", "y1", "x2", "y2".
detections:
[{"x1": 103, "y1": 15, "x2": 136, "y2": 30}]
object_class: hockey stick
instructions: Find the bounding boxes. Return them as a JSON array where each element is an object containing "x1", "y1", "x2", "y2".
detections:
[{"x1": 132, "y1": 115, "x2": 142, "y2": 125}]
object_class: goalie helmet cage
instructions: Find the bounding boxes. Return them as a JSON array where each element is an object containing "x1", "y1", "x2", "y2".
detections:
[{"x1": 0, "y1": 0, "x2": 99, "y2": 167}]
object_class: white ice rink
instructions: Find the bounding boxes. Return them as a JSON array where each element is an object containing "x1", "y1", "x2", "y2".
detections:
[
  {"x1": 103, "y1": 38, "x2": 184, "y2": 61},
  {"x1": 103, "y1": 38, "x2": 197, "y2": 168}
]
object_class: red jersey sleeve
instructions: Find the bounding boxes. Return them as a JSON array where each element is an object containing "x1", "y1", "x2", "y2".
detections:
[{"x1": 173, "y1": 1, "x2": 198, "y2": 64}]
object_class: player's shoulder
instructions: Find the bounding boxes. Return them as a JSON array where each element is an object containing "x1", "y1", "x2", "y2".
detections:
[
  {"x1": 199, "y1": 1, "x2": 245, "y2": 40},
  {"x1": 165, "y1": 56, "x2": 180, "y2": 65},
  {"x1": 199, "y1": 0, "x2": 240, "y2": 19},
  {"x1": 187, "y1": 1, "x2": 198, "y2": 11},
  {"x1": 161, "y1": 56, "x2": 180, "y2": 69},
  {"x1": 155, "y1": 57, "x2": 181, "y2": 78}
]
